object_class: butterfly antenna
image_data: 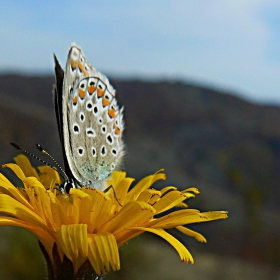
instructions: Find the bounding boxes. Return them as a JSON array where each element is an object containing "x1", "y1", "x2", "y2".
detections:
[
  {"x1": 10, "y1": 142, "x2": 67, "y2": 180},
  {"x1": 36, "y1": 144, "x2": 69, "y2": 181}
]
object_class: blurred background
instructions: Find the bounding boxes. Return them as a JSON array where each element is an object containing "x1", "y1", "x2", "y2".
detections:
[{"x1": 1, "y1": 1, "x2": 280, "y2": 279}]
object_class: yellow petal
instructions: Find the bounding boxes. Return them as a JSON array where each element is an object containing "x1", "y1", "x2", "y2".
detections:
[
  {"x1": 0, "y1": 194, "x2": 51, "y2": 232},
  {"x1": 160, "y1": 186, "x2": 177, "y2": 195},
  {"x1": 137, "y1": 189, "x2": 161, "y2": 204},
  {"x1": 3, "y1": 163, "x2": 26, "y2": 181},
  {"x1": 199, "y1": 211, "x2": 228, "y2": 221},
  {"x1": 38, "y1": 165, "x2": 61, "y2": 189},
  {"x1": 114, "y1": 229, "x2": 143, "y2": 246},
  {"x1": 99, "y1": 201, "x2": 155, "y2": 234},
  {"x1": 88, "y1": 233, "x2": 120, "y2": 276},
  {"x1": 49, "y1": 194, "x2": 71, "y2": 227},
  {"x1": 0, "y1": 216, "x2": 55, "y2": 259},
  {"x1": 149, "y1": 210, "x2": 228, "y2": 228},
  {"x1": 176, "y1": 202, "x2": 189, "y2": 208},
  {"x1": 23, "y1": 177, "x2": 52, "y2": 221},
  {"x1": 58, "y1": 224, "x2": 88, "y2": 261},
  {"x1": 24, "y1": 177, "x2": 46, "y2": 191},
  {"x1": 107, "y1": 170, "x2": 127, "y2": 186},
  {"x1": 80, "y1": 188, "x2": 113, "y2": 231},
  {"x1": 153, "y1": 190, "x2": 192, "y2": 214},
  {"x1": 0, "y1": 173, "x2": 31, "y2": 210},
  {"x1": 32, "y1": 188, "x2": 59, "y2": 230},
  {"x1": 110, "y1": 177, "x2": 135, "y2": 206},
  {"x1": 181, "y1": 187, "x2": 200, "y2": 194},
  {"x1": 70, "y1": 188, "x2": 92, "y2": 227},
  {"x1": 176, "y1": 226, "x2": 207, "y2": 243},
  {"x1": 125, "y1": 171, "x2": 166, "y2": 202},
  {"x1": 14, "y1": 154, "x2": 40, "y2": 179},
  {"x1": 132, "y1": 227, "x2": 194, "y2": 264},
  {"x1": 148, "y1": 209, "x2": 202, "y2": 228},
  {"x1": 58, "y1": 224, "x2": 88, "y2": 265}
]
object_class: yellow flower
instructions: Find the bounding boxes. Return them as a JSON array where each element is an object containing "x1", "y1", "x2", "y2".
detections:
[{"x1": 0, "y1": 154, "x2": 227, "y2": 278}]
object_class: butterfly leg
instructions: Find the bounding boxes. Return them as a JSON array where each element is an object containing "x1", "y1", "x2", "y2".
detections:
[{"x1": 103, "y1": 185, "x2": 123, "y2": 207}]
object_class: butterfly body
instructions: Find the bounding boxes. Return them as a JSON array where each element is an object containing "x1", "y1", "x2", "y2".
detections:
[{"x1": 54, "y1": 44, "x2": 124, "y2": 190}]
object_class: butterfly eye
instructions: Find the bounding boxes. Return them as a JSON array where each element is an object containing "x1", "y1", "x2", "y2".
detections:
[{"x1": 63, "y1": 181, "x2": 74, "y2": 194}]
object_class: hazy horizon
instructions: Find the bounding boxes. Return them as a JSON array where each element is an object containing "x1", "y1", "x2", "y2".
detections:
[{"x1": 2, "y1": 1, "x2": 280, "y2": 105}]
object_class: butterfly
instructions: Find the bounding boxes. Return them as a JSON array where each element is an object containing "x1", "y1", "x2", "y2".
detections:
[{"x1": 53, "y1": 44, "x2": 124, "y2": 193}]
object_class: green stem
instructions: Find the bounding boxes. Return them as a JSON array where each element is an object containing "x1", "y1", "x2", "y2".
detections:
[{"x1": 39, "y1": 242, "x2": 100, "y2": 280}]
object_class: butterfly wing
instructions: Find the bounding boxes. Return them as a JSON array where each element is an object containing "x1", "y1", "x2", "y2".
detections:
[
  {"x1": 62, "y1": 44, "x2": 124, "y2": 189},
  {"x1": 53, "y1": 54, "x2": 75, "y2": 179}
]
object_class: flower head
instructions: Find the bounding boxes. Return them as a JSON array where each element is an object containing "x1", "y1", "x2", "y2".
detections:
[{"x1": 0, "y1": 154, "x2": 227, "y2": 277}]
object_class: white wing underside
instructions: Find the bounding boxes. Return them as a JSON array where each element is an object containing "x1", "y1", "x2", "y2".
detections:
[{"x1": 62, "y1": 44, "x2": 124, "y2": 189}]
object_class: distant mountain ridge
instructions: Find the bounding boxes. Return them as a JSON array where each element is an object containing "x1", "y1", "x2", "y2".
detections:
[{"x1": 0, "y1": 74, "x2": 280, "y2": 268}]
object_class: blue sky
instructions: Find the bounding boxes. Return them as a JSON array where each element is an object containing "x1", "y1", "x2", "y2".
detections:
[{"x1": 2, "y1": 1, "x2": 280, "y2": 105}]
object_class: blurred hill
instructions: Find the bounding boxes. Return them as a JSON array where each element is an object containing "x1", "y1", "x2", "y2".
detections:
[{"x1": 0, "y1": 74, "x2": 280, "y2": 278}]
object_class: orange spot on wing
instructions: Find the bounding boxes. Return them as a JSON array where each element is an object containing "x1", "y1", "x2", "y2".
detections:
[
  {"x1": 115, "y1": 127, "x2": 121, "y2": 135},
  {"x1": 78, "y1": 62, "x2": 83, "y2": 72},
  {"x1": 108, "y1": 108, "x2": 116, "y2": 118},
  {"x1": 114, "y1": 124, "x2": 121, "y2": 135},
  {"x1": 102, "y1": 97, "x2": 110, "y2": 107},
  {"x1": 71, "y1": 60, "x2": 77, "y2": 70},
  {"x1": 73, "y1": 95, "x2": 78, "y2": 105},
  {"x1": 79, "y1": 89, "x2": 85, "y2": 99},
  {"x1": 88, "y1": 85, "x2": 96, "y2": 95},
  {"x1": 97, "y1": 88, "x2": 104, "y2": 98}
]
